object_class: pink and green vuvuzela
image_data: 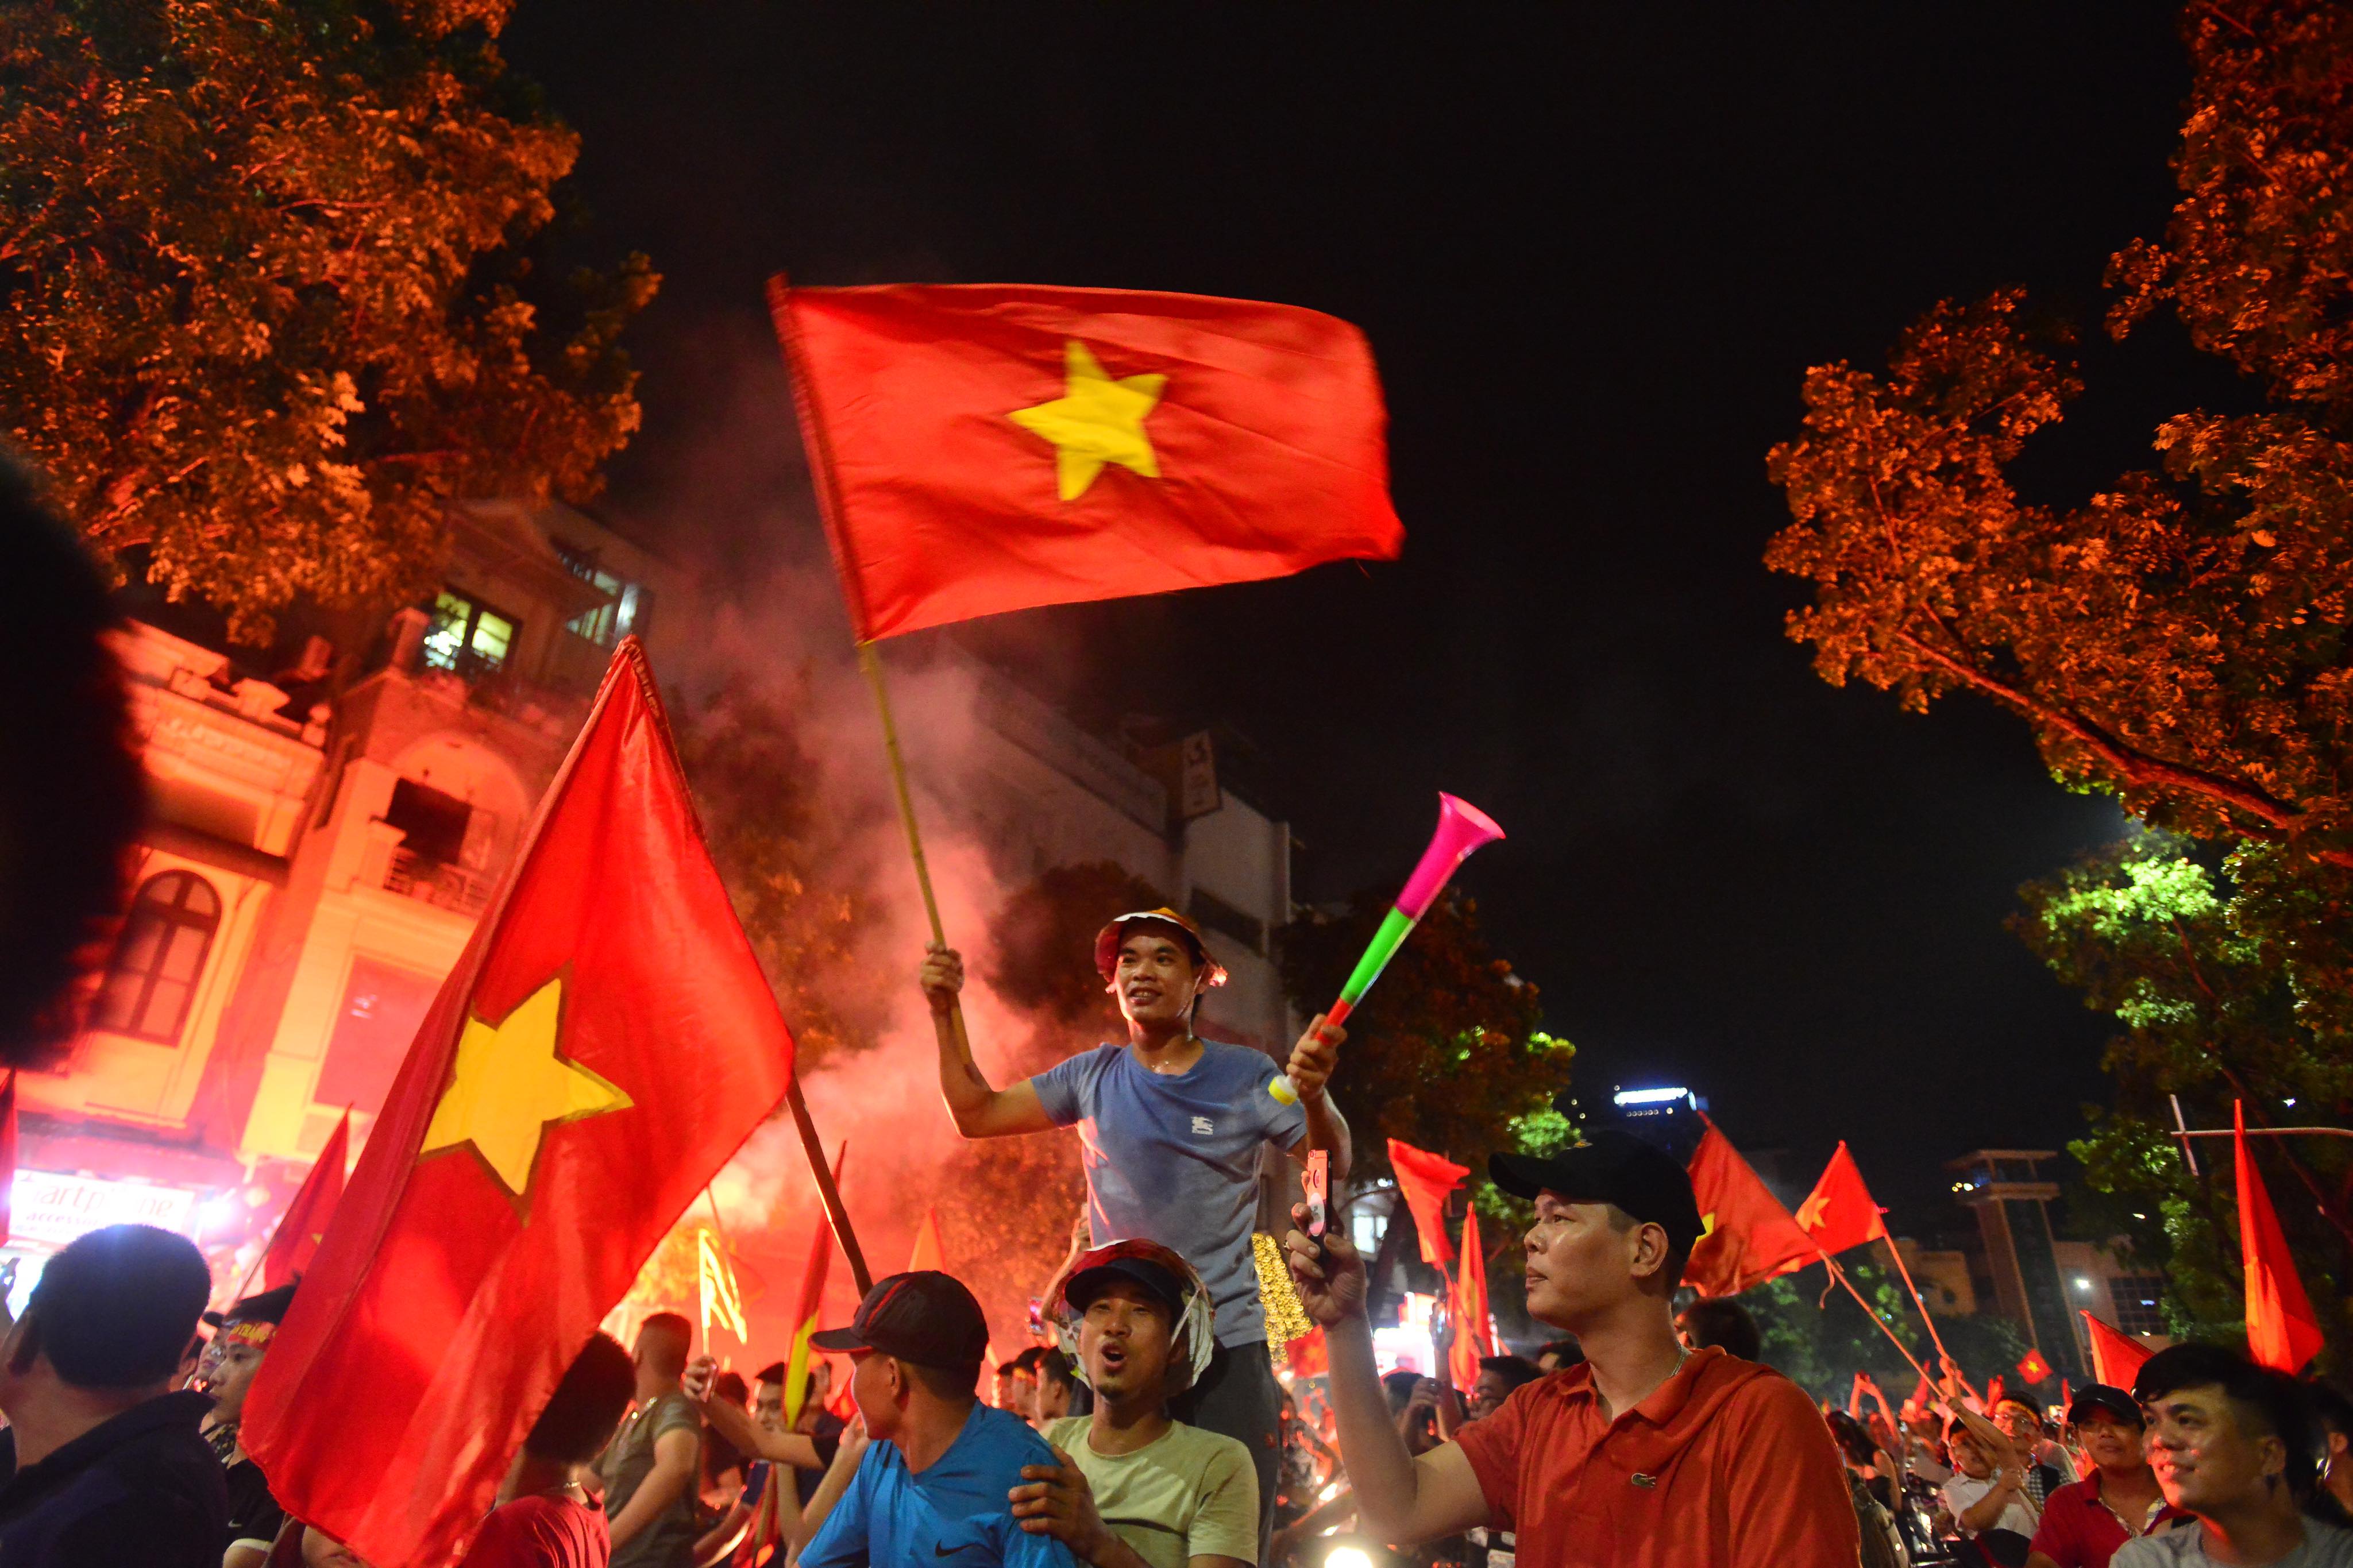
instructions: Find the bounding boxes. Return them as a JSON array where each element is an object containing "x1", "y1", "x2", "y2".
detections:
[{"x1": 1271, "y1": 793, "x2": 1505, "y2": 1105}]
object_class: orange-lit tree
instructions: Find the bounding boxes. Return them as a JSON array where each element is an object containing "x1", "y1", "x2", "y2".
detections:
[
  {"x1": 1766, "y1": 0, "x2": 2352, "y2": 1362},
  {"x1": 0, "y1": 0, "x2": 654, "y2": 642}
]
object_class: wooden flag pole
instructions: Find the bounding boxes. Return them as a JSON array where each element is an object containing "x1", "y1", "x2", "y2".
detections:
[
  {"x1": 1878, "y1": 1232, "x2": 1955, "y2": 1367},
  {"x1": 788, "y1": 1082, "x2": 871, "y2": 1297},
  {"x1": 1818, "y1": 1250, "x2": 1936, "y2": 1388}
]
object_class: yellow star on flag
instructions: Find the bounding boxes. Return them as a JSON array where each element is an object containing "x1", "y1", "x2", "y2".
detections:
[
  {"x1": 421, "y1": 975, "x2": 632, "y2": 1202},
  {"x1": 1794, "y1": 1191, "x2": 1829, "y2": 1233},
  {"x1": 1008, "y1": 339, "x2": 1167, "y2": 501}
]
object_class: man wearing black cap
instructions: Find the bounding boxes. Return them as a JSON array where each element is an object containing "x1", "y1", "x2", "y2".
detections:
[
  {"x1": 796, "y1": 1271, "x2": 1081, "y2": 1568},
  {"x1": 921, "y1": 908, "x2": 1347, "y2": 1550},
  {"x1": 1016, "y1": 1241, "x2": 1257, "y2": 1568},
  {"x1": 194, "y1": 1282, "x2": 296, "y2": 1568},
  {"x1": 1283, "y1": 1128, "x2": 1860, "y2": 1566},
  {"x1": 2025, "y1": 1384, "x2": 2188, "y2": 1568}
]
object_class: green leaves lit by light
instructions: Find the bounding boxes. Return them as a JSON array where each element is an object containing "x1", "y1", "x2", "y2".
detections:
[{"x1": 2036, "y1": 855, "x2": 2221, "y2": 939}]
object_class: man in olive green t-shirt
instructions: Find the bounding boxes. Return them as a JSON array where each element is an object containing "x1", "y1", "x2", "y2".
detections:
[
  {"x1": 1009, "y1": 1242, "x2": 1258, "y2": 1568},
  {"x1": 600, "y1": 1312, "x2": 705, "y2": 1568}
]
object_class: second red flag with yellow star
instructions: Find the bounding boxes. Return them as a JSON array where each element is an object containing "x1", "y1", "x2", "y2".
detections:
[
  {"x1": 772, "y1": 279, "x2": 1404, "y2": 641},
  {"x1": 241, "y1": 639, "x2": 797, "y2": 1568}
]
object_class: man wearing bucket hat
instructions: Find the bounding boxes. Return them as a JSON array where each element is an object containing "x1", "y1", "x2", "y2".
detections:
[
  {"x1": 921, "y1": 906, "x2": 1350, "y2": 1552},
  {"x1": 1282, "y1": 1127, "x2": 1861, "y2": 1566},
  {"x1": 195, "y1": 1283, "x2": 296, "y2": 1568},
  {"x1": 797, "y1": 1270, "x2": 1081, "y2": 1568},
  {"x1": 1013, "y1": 1241, "x2": 1257, "y2": 1568}
]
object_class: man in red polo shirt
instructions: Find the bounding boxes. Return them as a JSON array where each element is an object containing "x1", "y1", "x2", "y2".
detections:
[
  {"x1": 2026, "y1": 1384, "x2": 2190, "y2": 1568},
  {"x1": 1282, "y1": 1129, "x2": 1858, "y2": 1567}
]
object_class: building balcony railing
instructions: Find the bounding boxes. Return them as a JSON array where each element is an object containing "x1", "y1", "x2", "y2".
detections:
[{"x1": 383, "y1": 847, "x2": 493, "y2": 916}]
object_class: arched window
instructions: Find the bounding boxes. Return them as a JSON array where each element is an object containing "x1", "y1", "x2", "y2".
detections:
[{"x1": 91, "y1": 871, "x2": 221, "y2": 1044}]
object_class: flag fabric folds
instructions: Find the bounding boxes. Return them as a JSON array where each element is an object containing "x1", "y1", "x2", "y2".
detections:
[
  {"x1": 1447, "y1": 1203, "x2": 1494, "y2": 1392},
  {"x1": 241, "y1": 639, "x2": 799, "y2": 1568},
  {"x1": 774, "y1": 280, "x2": 1403, "y2": 642},
  {"x1": 2081, "y1": 1312, "x2": 2154, "y2": 1389},
  {"x1": 1796, "y1": 1141, "x2": 1888, "y2": 1257},
  {"x1": 785, "y1": 1150, "x2": 844, "y2": 1425},
  {"x1": 2015, "y1": 1348, "x2": 2054, "y2": 1385},
  {"x1": 1683, "y1": 1116, "x2": 1818, "y2": 1298},
  {"x1": 261, "y1": 1109, "x2": 348, "y2": 1292},
  {"x1": 2234, "y1": 1100, "x2": 2324, "y2": 1374},
  {"x1": 908, "y1": 1205, "x2": 945, "y2": 1274},
  {"x1": 1387, "y1": 1138, "x2": 1469, "y2": 1268}
]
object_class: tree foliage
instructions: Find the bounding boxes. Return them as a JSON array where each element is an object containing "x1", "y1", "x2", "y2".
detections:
[
  {"x1": 1766, "y1": 2, "x2": 2353, "y2": 866},
  {"x1": 2015, "y1": 834, "x2": 2353, "y2": 1362},
  {"x1": 675, "y1": 675, "x2": 897, "y2": 1074},
  {"x1": 1746, "y1": 1260, "x2": 2031, "y2": 1405},
  {"x1": 1767, "y1": 1, "x2": 2353, "y2": 1370},
  {"x1": 0, "y1": 0, "x2": 655, "y2": 641}
]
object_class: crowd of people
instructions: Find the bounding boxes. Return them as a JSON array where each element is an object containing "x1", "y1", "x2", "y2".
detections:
[{"x1": 3, "y1": 467, "x2": 2352, "y2": 1567}]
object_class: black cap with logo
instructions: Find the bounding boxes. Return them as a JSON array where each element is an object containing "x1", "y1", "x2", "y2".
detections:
[
  {"x1": 1488, "y1": 1128, "x2": 1704, "y2": 1258},
  {"x1": 811, "y1": 1270, "x2": 991, "y2": 1372}
]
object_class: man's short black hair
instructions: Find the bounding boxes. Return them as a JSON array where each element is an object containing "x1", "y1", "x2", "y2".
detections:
[
  {"x1": 1039, "y1": 1347, "x2": 1076, "y2": 1393},
  {"x1": 1012, "y1": 1345, "x2": 1046, "y2": 1374},
  {"x1": 2135, "y1": 1342, "x2": 2322, "y2": 1496},
  {"x1": 1677, "y1": 1297, "x2": 1762, "y2": 1363},
  {"x1": 636, "y1": 1312, "x2": 693, "y2": 1378},
  {"x1": 1477, "y1": 1355, "x2": 1542, "y2": 1396},
  {"x1": 2310, "y1": 1381, "x2": 2353, "y2": 1440},
  {"x1": 1536, "y1": 1338, "x2": 1583, "y2": 1368},
  {"x1": 1381, "y1": 1369, "x2": 1423, "y2": 1413},
  {"x1": 20, "y1": 1225, "x2": 210, "y2": 1389},
  {"x1": 712, "y1": 1370, "x2": 749, "y2": 1408},
  {"x1": 524, "y1": 1334, "x2": 637, "y2": 1464},
  {"x1": 0, "y1": 451, "x2": 143, "y2": 1067},
  {"x1": 755, "y1": 1361, "x2": 788, "y2": 1387}
]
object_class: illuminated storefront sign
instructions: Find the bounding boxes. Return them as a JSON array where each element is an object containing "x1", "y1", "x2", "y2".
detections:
[{"x1": 8, "y1": 1169, "x2": 198, "y2": 1250}]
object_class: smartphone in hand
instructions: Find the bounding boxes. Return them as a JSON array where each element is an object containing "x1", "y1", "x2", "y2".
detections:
[{"x1": 1303, "y1": 1149, "x2": 1330, "y2": 1239}]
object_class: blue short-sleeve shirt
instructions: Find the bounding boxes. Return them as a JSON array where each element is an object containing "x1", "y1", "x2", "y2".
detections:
[
  {"x1": 1031, "y1": 1039, "x2": 1308, "y2": 1346},
  {"x1": 799, "y1": 1404, "x2": 1079, "y2": 1568}
]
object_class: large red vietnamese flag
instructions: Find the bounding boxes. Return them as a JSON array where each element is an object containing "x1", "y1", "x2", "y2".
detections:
[
  {"x1": 1796, "y1": 1141, "x2": 1888, "y2": 1257},
  {"x1": 1684, "y1": 1115, "x2": 1819, "y2": 1298},
  {"x1": 260, "y1": 1108, "x2": 348, "y2": 1291},
  {"x1": 2234, "y1": 1100, "x2": 2324, "y2": 1373},
  {"x1": 241, "y1": 639, "x2": 797, "y2": 1568},
  {"x1": 773, "y1": 280, "x2": 1402, "y2": 641}
]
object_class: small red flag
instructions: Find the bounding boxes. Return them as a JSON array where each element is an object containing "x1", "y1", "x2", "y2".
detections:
[
  {"x1": 0, "y1": 1071, "x2": 16, "y2": 1247},
  {"x1": 1447, "y1": 1203, "x2": 1494, "y2": 1392},
  {"x1": 785, "y1": 1149, "x2": 845, "y2": 1426},
  {"x1": 907, "y1": 1205, "x2": 945, "y2": 1275},
  {"x1": 1387, "y1": 1138, "x2": 1469, "y2": 1268},
  {"x1": 261, "y1": 1110, "x2": 349, "y2": 1292},
  {"x1": 1683, "y1": 1115, "x2": 1818, "y2": 1297},
  {"x1": 2234, "y1": 1100, "x2": 2324, "y2": 1373},
  {"x1": 1287, "y1": 1327, "x2": 1329, "y2": 1380},
  {"x1": 2081, "y1": 1312, "x2": 2153, "y2": 1389},
  {"x1": 1796, "y1": 1141, "x2": 1888, "y2": 1257},
  {"x1": 2016, "y1": 1348, "x2": 2054, "y2": 1385},
  {"x1": 774, "y1": 280, "x2": 1402, "y2": 642},
  {"x1": 240, "y1": 640, "x2": 797, "y2": 1568}
]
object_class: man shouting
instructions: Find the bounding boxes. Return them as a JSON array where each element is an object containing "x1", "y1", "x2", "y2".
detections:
[{"x1": 922, "y1": 906, "x2": 1346, "y2": 1555}]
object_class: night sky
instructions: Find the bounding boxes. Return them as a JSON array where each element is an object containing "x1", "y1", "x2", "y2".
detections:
[{"x1": 501, "y1": 7, "x2": 2232, "y2": 1230}]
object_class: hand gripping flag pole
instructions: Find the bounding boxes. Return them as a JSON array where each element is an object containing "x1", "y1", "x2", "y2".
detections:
[{"x1": 1272, "y1": 793, "x2": 1505, "y2": 1104}]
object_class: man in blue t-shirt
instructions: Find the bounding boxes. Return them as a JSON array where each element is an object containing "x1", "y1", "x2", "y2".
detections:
[
  {"x1": 798, "y1": 1271, "x2": 1081, "y2": 1568},
  {"x1": 921, "y1": 906, "x2": 1350, "y2": 1554}
]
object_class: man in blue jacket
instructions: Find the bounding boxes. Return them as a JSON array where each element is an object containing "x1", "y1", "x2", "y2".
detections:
[{"x1": 798, "y1": 1272, "x2": 1081, "y2": 1568}]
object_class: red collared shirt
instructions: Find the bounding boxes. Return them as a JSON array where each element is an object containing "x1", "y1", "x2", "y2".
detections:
[
  {"x1": 2027, "y1": 1469, "x2": 2191, "y2": 1567},
  {"x1": 1452, "y1": 1346, "x2": 1860, "y2": 1568}
]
